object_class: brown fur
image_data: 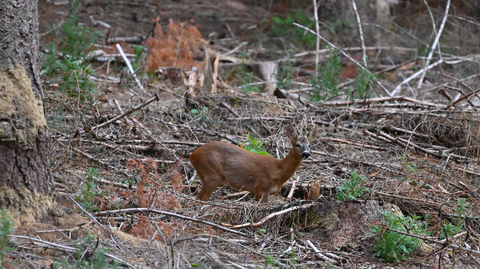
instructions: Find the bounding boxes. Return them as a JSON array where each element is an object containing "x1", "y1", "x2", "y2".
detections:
[{"x1": 190, "y1": 126, "x2": 316, "y2": 203}]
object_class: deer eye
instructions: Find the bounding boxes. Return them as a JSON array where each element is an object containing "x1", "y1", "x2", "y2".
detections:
[{"x1": 296, "y1": 144, "x2": 301, "y2": 148}]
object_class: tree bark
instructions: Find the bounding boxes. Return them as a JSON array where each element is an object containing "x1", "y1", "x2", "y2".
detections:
[{"x1": 0, "y1": 0, "x2": 53, "y2": 222}]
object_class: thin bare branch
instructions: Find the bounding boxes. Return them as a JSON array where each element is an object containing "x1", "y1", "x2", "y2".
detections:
[{"x1": 416, "y1": 0, "x2": 451, "y2": 91}]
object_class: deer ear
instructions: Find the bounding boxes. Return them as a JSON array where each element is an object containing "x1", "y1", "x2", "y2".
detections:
[
  {"x1": 286, "y1": 126, "x2": 297, "y2": 143},
  {"x1": 308, "y1": 127, "x2": 320, "y2": 141}
]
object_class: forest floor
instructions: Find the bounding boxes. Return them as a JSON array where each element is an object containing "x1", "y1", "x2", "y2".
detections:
[{"x1": 8, "y1": 0, "x2": 480, "y2": 268}]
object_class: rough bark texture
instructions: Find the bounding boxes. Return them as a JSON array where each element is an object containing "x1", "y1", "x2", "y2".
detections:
[{"x1": 0, "y1": 0, "x2": 52, "y2": 211}]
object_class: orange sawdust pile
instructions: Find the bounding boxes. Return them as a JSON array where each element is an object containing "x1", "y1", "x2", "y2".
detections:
[{"x1": 144, "y1": 18, "x2": 206, "y2": 73}]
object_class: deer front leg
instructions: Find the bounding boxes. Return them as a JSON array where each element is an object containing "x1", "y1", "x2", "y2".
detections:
[
  {"x1": 253, "y1": 177, "x2": 271, "y2": 203},
  {"x1": 255, "y1": 191, "x2": 269, "y2": 203}
]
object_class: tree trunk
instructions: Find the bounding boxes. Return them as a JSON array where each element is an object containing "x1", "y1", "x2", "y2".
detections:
[{"x1": 0, "y1": 0, "x2": 53, "y2": 223}]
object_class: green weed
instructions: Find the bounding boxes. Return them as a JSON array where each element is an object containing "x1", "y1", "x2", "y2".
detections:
[
  {"x1": 455, "y1": 198, "x2": 470, "y2": 228},
  {"x1": 190, "y1": 107, "x2": 210, "y2": 116},
  {"x1": 241, "y1": 72, "x2": 261, "y2": 93},
  {"x1": 327, "y1": 19, "x2": 350, "y2": 35},
  {"x1": 78, "y1": 168, "x2": 100, "y2": 212},
  {"x1": 336, "y1": 170, "x2": 367, "y2": 201},
  {"x1": 371, "y1": 212, "x2": 427, "y2": 263},
  {"x1": 438, "y1": 221, "x2": 462, "y2": 240},
  {"x1": 287, "y1": 241, "x2": 297, "y2": 267},
  {"x1": 439, "y1": 198, "x2": 470, "y2": 240},
  {"x1": 263, "y1": 250, "x2": 282, "y2": 267},
  {"x1": 57, "y1": 58, "x2": 96, "y2": 99},
  {"x1": 405, "y1": 162, "x2": 418, "y2": 172},
  {"x1": 399, "y1": 154, "x2": 418, "y2": 172},
  {"x1": 58, "y1": 0, "x2": 101, "y2": 59}
]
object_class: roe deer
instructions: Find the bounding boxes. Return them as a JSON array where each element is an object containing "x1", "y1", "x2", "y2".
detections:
[{"x1": 190, "y1": 126, "x2": 316, "y2": 203}]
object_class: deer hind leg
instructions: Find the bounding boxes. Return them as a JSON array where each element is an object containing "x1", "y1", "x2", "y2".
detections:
[{"x1": 196, "y1": 175, "x2": 222, "y2": 201}]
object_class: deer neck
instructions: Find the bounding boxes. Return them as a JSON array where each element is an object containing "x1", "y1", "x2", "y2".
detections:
[{"x1": 277, "y1": 147, "x2": 303, "y2": 186}]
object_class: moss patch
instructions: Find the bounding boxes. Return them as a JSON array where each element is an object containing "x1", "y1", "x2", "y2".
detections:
[
  {"x1": 0, "y1": 185, "x2": 55, "y2": 227},
  {"x1": 0, "y1": 64, "x2": 47, "y2": 144},
  {"x1": 305, "y1": 210, "x2": 340, "y2": 232}
]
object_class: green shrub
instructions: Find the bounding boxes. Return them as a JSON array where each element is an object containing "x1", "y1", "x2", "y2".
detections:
[
  {"x1": 41, "y1": 0, "x2": 102, "y2": 101},
  {"x1": 348, "y1": 62, "x2": 377, "y2": 100},
  {"x1": 310, "y1": 50, "x2": 342, "y2": 101},
  {"x1": 371, "y1": 212, "x2": 427, "y2": 263}
]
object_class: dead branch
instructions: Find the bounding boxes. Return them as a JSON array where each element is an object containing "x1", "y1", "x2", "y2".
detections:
[
  {"x1": 92, "y1": 94, "x2": 159, "y2": 130},
  {"x1": 320, "y1": 96, "x2": 438, "y2": 107},
  {"x1": 10, "y1": 235, "x2": 136, "y2": 268},
  {"x1": 222, "y1": 202, "x2": 315, "y2": 229},
  {"x1": 320, "y1": 137, "x2": 387, "y2": 151},
  {"x1": 94, "y1": 208, "x2": 247, "y2": 237},
  {"x1": 383, "y1": 226, "x2": 480, "y2": 256},
  {"x1": 107, "y1": 36, "x2": 142, "y2": 44},
  {"x1": 416, "y1": 0, "x2": 451, "y2": 90},
  {"x1": 444, "y1": 88, "x2": 480, "y2": 110},
  {"x1": 374, "y1": 191, "x2": 442, "y2": 207},
  {"x1": 351, "y1": 0, "x2": 366, "y2": 66},
  {"x1": 287, "y1": 176, "x2": 298, "y2": 201},
  {"x1": 306, "y1": 239, "x2": 337, "y2": 264},
  {"x1": 292, "y1": 22, "x2": 391, "y2": 97}
]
